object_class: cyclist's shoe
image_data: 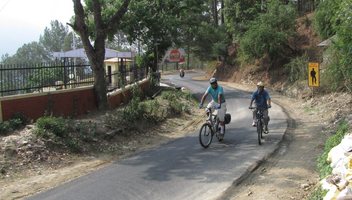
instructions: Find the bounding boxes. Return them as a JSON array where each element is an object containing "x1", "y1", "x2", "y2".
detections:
[
  {"x1": 252, "y1": 121, "x2": 256, "y2": 127},
  {"x1": 264, "y1": 125, "x2": 269, "y2": 134}
]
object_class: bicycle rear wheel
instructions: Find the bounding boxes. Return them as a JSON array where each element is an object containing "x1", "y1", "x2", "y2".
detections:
[
  {"x1": 199, "y1": 123, "x2": 213, "y2": 148},
  {"x1": 217, "y1": 124, "x2": 225, "y2": 142},
  {"x1": 257, "y1": 120, "x2": 262, "y2": 145}
]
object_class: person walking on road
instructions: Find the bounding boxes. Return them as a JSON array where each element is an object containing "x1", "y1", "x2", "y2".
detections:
[
  {"x1": 199, "y1": 78, "x2": 227, "y2": 137},
  {"x1": 249, "y1": 81, "x2": 271, "y2": 133}
]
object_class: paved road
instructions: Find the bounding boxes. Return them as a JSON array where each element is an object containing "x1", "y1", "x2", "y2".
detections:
[{"x1": 27, "y1": 72, "x2": 287, "y2": 200}]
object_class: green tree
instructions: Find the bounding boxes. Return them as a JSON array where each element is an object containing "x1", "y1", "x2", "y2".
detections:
[
  {"x1": 106, "y1": 31, "x2": 130, "y2": 51},
  {"x1": 39, "y1": 20, "x2": 76, "y2": 52},
  {"x1": 173, "y1": 0, "x2": 209, "y2": 66},
  {"x1": 68, "y1": 0, "x2": 131, "y2": 110},
  {"x1": 223, "y1": 0, "x2": 261, "y2": 40},
  {"x1": 314, "y1": 0, "x2": 341, "y2": 39},
  {"x1": 122, "y1": 0, "x2": 183, "y2": 71},
  {"x1": 323, "y1": 0, "x2": 352, "y2": 92},
  {"x1": 2, "y1": 42, "x2": 51, "y2": 64},
  {"x1": 240, "y1": 0, "x2": 296, "y2": 64}
]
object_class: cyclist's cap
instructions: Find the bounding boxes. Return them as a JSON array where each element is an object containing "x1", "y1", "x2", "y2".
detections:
[
  {"x1": 209, "y1": 78, "x2": 217, "y2": 84},
  {"x1": 257, "y1": 81, "x2": 264, "y2": 87}
]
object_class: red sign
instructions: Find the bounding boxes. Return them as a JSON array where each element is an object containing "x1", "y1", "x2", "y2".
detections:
[
  {"x1": 166, "y1": 49, "x2": 185, "y2": 63},
  {"x1": 169, "y1": 49, "x2": 181, "y2": 62}
]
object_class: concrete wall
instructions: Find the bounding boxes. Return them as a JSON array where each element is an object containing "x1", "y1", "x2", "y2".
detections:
[
  {"x1": 0, "y1": 79, "x2": 150, "y2": 122},
  {"x1": 107, "y1": 79, "x2": 150, "y2": 109}
]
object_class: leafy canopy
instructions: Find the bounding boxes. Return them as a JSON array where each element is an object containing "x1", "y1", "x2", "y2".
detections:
[{"x1": 240, "y1": 0, "x2": 296, "y2": 60}]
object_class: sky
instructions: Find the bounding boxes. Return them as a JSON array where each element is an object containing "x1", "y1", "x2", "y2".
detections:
[{"x1": 0, "y1": 0, "x2": 74, "y2": 56}]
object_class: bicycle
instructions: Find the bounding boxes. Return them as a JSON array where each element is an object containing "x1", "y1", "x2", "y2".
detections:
[
  {"x1": 249, "y1": 107, "x2": 268, "y2": 145},
  {"x1": 199, "y1": 107, "x2": 225, "y2": 148}
]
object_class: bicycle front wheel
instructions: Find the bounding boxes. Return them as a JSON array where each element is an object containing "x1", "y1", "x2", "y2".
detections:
[
  {"x1": 199, "y1": 123, "x2": 213, "y2": 148},
  {"x1": 257, "y1": 121, "x2": 262, "y2": 145}
]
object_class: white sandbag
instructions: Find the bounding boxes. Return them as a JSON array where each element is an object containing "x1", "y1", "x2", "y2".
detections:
[
  {"x1": 336, "y1": 187, "x2": 352, "y2": 200},
  {"x1": 328, "y1": 135, "x2": 352, "y2": 165},
  {"x1": 329, "y1": 145, "x2": 349, "y2": 168},
  {"x1": 333, "y1": 158, "x2": 348, "y2": 178},
  {"x1": 340, "y1": 135, "x2": 352, "y2": 153},
  {"x1": 324, "y1": 186, "x2": 340, "y2": 200}
]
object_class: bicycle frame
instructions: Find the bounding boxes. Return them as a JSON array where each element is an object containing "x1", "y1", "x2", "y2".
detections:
[
  {"x1": 206, "y1": 108, "x2": 219, "y2": 133},
  {"x1": 255, "y1": 108, "x2": 265, "y2": 125}
]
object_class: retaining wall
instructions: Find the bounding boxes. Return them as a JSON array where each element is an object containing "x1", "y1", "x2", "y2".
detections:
[{"x1": 0, "y1": 79, "x2": 150, "y2": 122}]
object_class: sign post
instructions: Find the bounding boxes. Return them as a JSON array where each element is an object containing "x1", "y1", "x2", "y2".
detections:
[{"x1": 308, "y1": 62, "x2": 320, "y2": 97}]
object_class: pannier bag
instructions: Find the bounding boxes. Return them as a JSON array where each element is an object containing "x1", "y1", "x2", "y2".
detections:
[{"x1": 225, "y1": 113, "x2": 231, "y2": 124}]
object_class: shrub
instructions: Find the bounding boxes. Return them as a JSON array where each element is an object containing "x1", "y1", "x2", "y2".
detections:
[
  {"x1": 0, "y1": 122, "x2": 11, "y2": 135},
  {"x1": 284, "y1": 55, "x2": 309, "y2": 83},
  {"x1": 34, "y1": 116, "x2": 68, "y2": 138},
  {"x1": 11, "y1": 112, "x2": 28, "y2": 125},
  {"x1": 168, "y1": 99, "x2": 190, "y2": 115},
  {"x1": 313, "y1": 0, "x2": 340, "y2": 39},
  {"x1": 161, "y1": 90, "x2": 191, "y2": 115},
  {"x1": 141, "y1": 99, "x2": 164, "y2": 123},
  {"x1": 122, "y1": 96, "x2": 145, "y2": 123},
  {"x1": 0, "y1": 114, "x2": 28, "y2": 136}
]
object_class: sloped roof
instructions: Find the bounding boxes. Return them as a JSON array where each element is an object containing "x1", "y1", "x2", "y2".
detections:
[
  {"x1": 317, "y1": 35, "x2": 337, "y2": 47},
  {"x1": 104, "y1": 58, "x2": 132, "y2": 63},
  {"x1": 52, "y1": 48, "x2": 134, "y2": 59}
]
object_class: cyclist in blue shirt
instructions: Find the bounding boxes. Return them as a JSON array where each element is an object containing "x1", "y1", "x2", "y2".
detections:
[
  {"x1": 199, "y1": 78, "x2": 227, "y2": 136},
  {"x1": 249, "y1": 81, "x2": 271, "y2": 133}
]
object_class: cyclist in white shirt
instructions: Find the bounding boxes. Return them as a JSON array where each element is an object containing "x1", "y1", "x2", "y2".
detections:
[{"x1": 199, "y1": 78, "x2": 227, "y2": 135}]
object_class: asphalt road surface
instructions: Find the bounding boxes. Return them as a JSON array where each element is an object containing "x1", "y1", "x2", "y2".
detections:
[{"x1": 27, "y1": 71, "x2": 287, "y2": 200}]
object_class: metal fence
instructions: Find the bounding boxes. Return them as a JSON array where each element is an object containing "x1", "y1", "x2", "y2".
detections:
[{"x1": 0, "y1": 62, "x2": 148, "y2": 97}]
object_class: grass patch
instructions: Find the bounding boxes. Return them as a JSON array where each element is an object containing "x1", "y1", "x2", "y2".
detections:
[{"x1": 307, "y1": 186, "x2": 328, "y2": 200}]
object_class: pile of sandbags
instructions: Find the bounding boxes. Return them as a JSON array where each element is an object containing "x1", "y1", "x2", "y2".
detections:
[{"x1": 321, "y1": 134, "x2": 352, "y2": 200}]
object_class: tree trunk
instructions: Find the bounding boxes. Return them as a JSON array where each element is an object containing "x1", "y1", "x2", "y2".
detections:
[
  {"x1": 220, "y1": 0, "x2": 225, "y2": 25},
  {"x1": 153, "y1": 44, "x2": 158, "y2": 72},
  {"x1": 187, "y1": 44, "x2": 190, "y2": 70},
  {"x1": 92, "y1": 60, "x2": 108, "y2": 110},
  {"x1": 69, "y1": 0, "x2": 130, "y2": 110},
  {"x1": 211, "y1": 0, "x2": 218, "y2": 26}
]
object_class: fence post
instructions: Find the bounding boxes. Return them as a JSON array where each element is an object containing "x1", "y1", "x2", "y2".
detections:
[
  {"x1": 63, "y1": 59, "x2": 68, "y2": 89},
  {"x1": 0, "y1": 64, "x2": 2, "y2": 96}
]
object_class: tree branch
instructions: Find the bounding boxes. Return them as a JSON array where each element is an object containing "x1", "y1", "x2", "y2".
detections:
[
  {"x1": 107, "y1": 0, "x2": 131, "y2": 33},
  {"x1": 71, "y1": 0, "x2": 96, "y2": 63}
]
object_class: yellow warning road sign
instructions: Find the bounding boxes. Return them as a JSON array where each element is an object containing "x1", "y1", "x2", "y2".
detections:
[{"x1": 308, "y1": 62, "x2": 320, "y2": 87}]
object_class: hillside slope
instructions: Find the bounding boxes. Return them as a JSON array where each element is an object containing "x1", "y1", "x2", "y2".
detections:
[{"x1": 213, "y1": 13, "x2": 322, "y2": 97}]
